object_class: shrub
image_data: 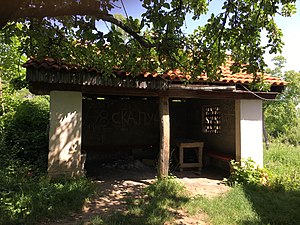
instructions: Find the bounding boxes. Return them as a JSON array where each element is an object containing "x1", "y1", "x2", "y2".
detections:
[
  {"x1": 0, "y1": 96, "x2": 49, "y2": 173},
  {"x1": 264, "y1": 69, "x2": 300, "y2": 146},
  {"x1": 225, "y1": 158, "x2": 270, "y2": 186}
]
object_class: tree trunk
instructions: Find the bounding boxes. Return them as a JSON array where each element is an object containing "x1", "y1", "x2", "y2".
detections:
[
  {"x1": 158, "y1": 96, "x2": 170, "y2": 178},
  {"x1": 262, "y1": 113, "x2": 269, "y2": 150}
]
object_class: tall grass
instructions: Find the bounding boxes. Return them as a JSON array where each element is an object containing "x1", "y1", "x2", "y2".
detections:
[
  {"x1": 0, "y1": 167, "x2": 95, "y2": 225},
  {"x1": 265, "y1": 142, "x2": 300, "y2": 190}
]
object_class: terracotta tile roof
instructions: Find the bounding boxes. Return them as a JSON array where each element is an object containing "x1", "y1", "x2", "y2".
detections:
[
  {"x1": 23, "y1": 58, "x2": 287, "y2": 86},
  {"x1": 162, "y1": 59, "x2": 287, "y2": 86}
]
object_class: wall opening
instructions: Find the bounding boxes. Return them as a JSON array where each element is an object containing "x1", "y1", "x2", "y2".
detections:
[
  {"x1": 82, "y1": 95, "x2": 160, "y2": 176},
  {"x1": 81, "y1": 96, "x2": 236, "y2": 176}
]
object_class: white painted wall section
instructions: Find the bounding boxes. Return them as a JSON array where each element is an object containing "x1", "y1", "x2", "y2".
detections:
[
  {"x1": 235, "y1": 99, "x2": 263, "y2": 166},
  {"x1": 48, "y1": 91, "x2": 83, "y2": 176}
]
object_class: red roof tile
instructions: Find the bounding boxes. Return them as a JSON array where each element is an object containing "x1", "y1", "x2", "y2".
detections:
[{"x1": 23, "y1": 58, "x2": 287, "y2": 86}]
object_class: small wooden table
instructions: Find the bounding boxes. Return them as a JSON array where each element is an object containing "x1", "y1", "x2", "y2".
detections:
[{"x1": 177, "y1": 141, "x2": 204, "y2": 172}]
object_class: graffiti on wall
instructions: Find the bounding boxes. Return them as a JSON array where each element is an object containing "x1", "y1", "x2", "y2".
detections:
[
  {"x1": 84, "y1": 108, "x2": 159, "y2": 130},
  {"x1": 82, "y1": 99, "x2": 159, "y2": 146}
]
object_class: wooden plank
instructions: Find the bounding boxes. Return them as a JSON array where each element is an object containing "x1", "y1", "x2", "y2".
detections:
[
  {"x1": 179, "y1": 142, "x2": 204, "y2": 148},
  {"x1": 205, "y1": 152, "x2": 232, "y2": 161},
  {"x1": 198, "y1": 148, "x2": 203, "y2": 169},
  {"x1": 28, "y1": 82, "x2": 278, "y2": 100},
  {"x1": 179, "y1": 146, "x2": 184, "y2": 172},
  {"x1": 180, "y1": 163, "x2": 202, "y2": 168},
  {"x1": 158, "y1": 96, "x2": 170, "y2": 178}
]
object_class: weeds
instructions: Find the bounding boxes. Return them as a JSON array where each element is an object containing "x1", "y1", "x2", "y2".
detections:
[
  {"x1": 264, "y1": 142, "x2": 300, "y2": 191},
  {"x1": 224, "y1": 158, "x2": 270, "y2": 186},
  {"x1": 0, "y1": 168, "x2": 95, "y2": 225}
]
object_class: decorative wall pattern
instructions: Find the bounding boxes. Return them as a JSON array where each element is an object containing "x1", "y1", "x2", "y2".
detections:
[{"x1": 203, "y1": 106, "x2": 221, "y2": 134}]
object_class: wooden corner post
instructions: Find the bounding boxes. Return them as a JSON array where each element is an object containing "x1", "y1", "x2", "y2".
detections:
[{"x1": 158, "y1": 95, "x2": 170, "y2": 178}]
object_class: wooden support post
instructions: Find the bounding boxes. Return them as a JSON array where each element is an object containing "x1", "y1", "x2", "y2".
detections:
[{"x1": 158, "y1": 96, "x2": 170, "y2": 178}]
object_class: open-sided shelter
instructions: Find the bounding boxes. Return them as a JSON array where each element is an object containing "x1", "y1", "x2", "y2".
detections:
[{"x1": 24, "y1": 58, "x2": 286, "y2": 177}]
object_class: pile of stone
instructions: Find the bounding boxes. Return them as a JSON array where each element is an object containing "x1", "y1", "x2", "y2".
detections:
[{"x1": 101, "y1": 156, "x2": 146, "y2": 170}]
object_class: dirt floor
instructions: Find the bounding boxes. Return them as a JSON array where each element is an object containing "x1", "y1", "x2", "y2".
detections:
[{"x1": 43, "y1": 166, "x2": 230, "y2": 225}]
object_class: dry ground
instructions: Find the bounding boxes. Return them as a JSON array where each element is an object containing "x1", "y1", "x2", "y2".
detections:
[{"x1": 43, "y1": 167, "x2": 230, "y2": 225}]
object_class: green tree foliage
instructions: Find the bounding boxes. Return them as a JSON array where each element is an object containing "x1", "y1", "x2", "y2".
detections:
[
  {"x1": 0, "y1": 35, "x2": 27, "y2": 90},
  {"x1": 264, "y1": 57, "x2": 300, "y2": 145},
  {"x1": 0, "y1": 34, "x2": 28, "y2": 119},
  {"x1": 0, "y1": 35, "x2": 50, "y2": 173},
  {"x1": 0, "y1": 96, "x2": 50, "y2": 173},
  {"x1": 0, "y1": 21, "x2": 95, "y2": 225},
  {"x1": 266, "y1": 55, "x2": 287, "y2": 77},
  {"x1": 0, "y1": 0, "x2": 297, "y2": 81}
]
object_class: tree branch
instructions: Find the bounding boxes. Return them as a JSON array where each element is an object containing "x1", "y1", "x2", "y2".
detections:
[
  {"x1": 97, "y1": 14, "x2": 155, "y2": 48},
  {"x1": 0, "y1": 2, "x2": 155, "y2": 48},
  {"x1": 0, "y1": 0, "x2": 23, "y2": 28}
]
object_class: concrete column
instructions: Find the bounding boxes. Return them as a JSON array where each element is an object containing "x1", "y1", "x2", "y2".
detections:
[
  {"x1": 235, "y1": 99, "x2": 263, "y2": 166},
  {"x1": 48, "y1": 91, "x2": 84, "y2": 177}
]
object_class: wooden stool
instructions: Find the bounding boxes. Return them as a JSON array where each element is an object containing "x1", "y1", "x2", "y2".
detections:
[{"x1": 177, "y1": 142, "x2": 204, "y2": 172}]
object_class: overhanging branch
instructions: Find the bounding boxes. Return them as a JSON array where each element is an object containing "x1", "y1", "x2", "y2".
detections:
[
  {"x1": 0, "y1": 2, "x2": 155, "y2": 48},
  {"x1": 97, "y1": 14, "x2": 155, "y2": 48}
]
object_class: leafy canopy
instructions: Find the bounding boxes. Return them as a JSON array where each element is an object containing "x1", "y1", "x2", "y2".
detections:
[
  {"x1": 0, "y1": 0, "x2": 297, "y2": 79},
  {"x1": 264, "y1": 56, "x2": 300, "y2": 145}
]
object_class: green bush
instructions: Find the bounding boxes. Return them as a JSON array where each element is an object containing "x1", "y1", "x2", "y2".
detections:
[
  {"x1": 264, "y1": 69, "x2": 300, "y2": 146},
  {"x1": 225, "y1": 158, "x2": 270, "y2": 186},
  {"x1": 0, "y1": 92, "x2": 95, "y2": 225},
  {"x1": 0, "y1": 96, "x2": 49, "y2": 173},
  {"x1": 279, "y1": 120, "x2": 300, "y2": 146}
]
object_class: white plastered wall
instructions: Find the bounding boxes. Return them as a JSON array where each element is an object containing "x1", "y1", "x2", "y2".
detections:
[
  {"x1": 235, "y1": 99, "x2": 263, "y2": 166},
  {"x1": 48, "y1": 91, "x2": 83, "y2": 176}
]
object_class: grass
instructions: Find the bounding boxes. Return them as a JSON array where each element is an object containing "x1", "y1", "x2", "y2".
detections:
[
  {"x1": 0, "y1": 168, "x2": 96, "y2": 225},
  {"x1": 3, "y1": 142, "x2": 296, "y2": 225},
  {"x1": 91, "y1": 142, "x2": 300, "y2": 225},
  {"x1": 184, "y1": 142, "x2": 300, "y2": 225},
  {"x1": 264, "y1": 142, "x2": 300, "y2": 191},
  {"x1": 185, "y1": 186, "x2": 261, "y2": 225},
  {"x1": 90, "y1": 176, "x2": 189, "y2": 225},
  {"x1": 186, "y1": 183, "x2": 300, "y2": 225}
]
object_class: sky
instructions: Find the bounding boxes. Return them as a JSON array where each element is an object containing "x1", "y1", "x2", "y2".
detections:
[
  {"x1": 109, "y1": 0, "x2": 300, "y2": 72},
  {"x1": 267, "y1": 1, "x2": 300, "y2": 72}
]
